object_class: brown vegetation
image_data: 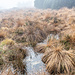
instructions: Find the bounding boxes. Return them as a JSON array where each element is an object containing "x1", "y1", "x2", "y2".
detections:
[
  {"x1": 0, "y1": 31, "x2": 6, "y2": 41},
  {"x1": 0, "y1": 38, "x2": 27, "y2": 74},
  {"x1": 0, "y1": 7, "x2": 75, "y2": 75},
  {"x1": 42, "y1": 45, "x2": 75, "y2": 74}
]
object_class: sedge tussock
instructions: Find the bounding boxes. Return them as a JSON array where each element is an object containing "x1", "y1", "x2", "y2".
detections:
[
  {"x1": 42, "y1": 45, "x2": 75, "y2": 74},
  {"x1": 35, "y1": 43, "x2": 47, "y2": 53},
  {"x1": 60, "y1": 33, "x2": 75, "y2": 50},
  {"x1": 35, "y1": 36, "x2": 57, "y2": 53},
  {"x1": 0, "y1": 31, "x2": 6, "y2": 41},
  {"x1": 0, "y1": 39, "x2": 27, "y2": 74}
]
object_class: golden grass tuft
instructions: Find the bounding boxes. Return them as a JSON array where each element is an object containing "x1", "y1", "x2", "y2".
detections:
[
  {"x1": 42, "y1": 45, "x2": 75, "y2": 74},
  {"x1": 1, "y1": 67, "x2": 18, "y2": 75},
  {"x1": 0, "y1": 39, "x2": 27, "y2": 74},
  {"x1": 61, "y1": 25, "x2": 75, "y2": 35},
  {"x1": 1, "y1": 38, "x2": 15, "y2": 46},
  {"x1": 60, "y1": 33, "x2": 75, "y2": 50},
  {"x1": 35, "y1": 43, "x2": 47, "y2": 53},
  {"x1": 35, "y1": 36, "x2": 57, "y2": 53}
]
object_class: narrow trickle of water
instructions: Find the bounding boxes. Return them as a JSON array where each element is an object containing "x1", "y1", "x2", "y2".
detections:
[{"x1": 23, "y1": 47, "x2": 46, "y2": 75}]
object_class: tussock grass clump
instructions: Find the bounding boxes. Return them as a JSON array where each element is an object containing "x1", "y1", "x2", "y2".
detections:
[
  {"x1": 35, "y1": 36, "x2": 57, "y2": 53},
  {"x1": 24, "y1": 25, "x2": 47, "y2": 47},
  {"x1": 10, "y1": 23, "x2": 47, "y2": 46},
  {"x1": 16, "y1": 19, "x2": 25, "y2": 27},
  {"x1": 0, "y1": 39, "x2": 15, "y2": 68},
  {"x1": 14, "y1": 27, "x2": 24, "y2": 35},
  {"x1": 0, "y1": 38, "x2": 27, "y2": 74},
  {"x1": 68, "y1": 17, "x2": 75, "y2": 25},
  {"x1": 60, "y1": 25, "x2": 75, "y2": 50},
  {"x1": 0, "y1": 31, "x2": 6, "y2": 41},
  {"x1": 1, "y1": 38, "x2": 15, "y2": 46},
  {"x1": 42, "y1": 45, "x2": 75, "y2": 74},
  {"x1": 35, "y1": 43, "x2": 47, "y2": 53},
  {"x1": 1, "y1": 67, "x2": 18, "y2": 75},
  {"x1": 60, "y1": 34, "x2": 75, "y2": 50},
  {"x1": 61, "y1": 25, "x2": 75, "y2": 35},
  {"x1": 8, "y1": 27, "x2": 26, "y2": 43}
]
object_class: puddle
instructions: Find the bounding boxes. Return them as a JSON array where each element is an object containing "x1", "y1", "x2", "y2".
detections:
[{"x1": 23, "y1": 47, "x2": 46, "y2": 75}]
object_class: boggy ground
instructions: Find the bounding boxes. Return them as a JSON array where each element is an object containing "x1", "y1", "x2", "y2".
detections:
[{"x1": 0, "y1": 7, "x2": 75, "y2": 75}]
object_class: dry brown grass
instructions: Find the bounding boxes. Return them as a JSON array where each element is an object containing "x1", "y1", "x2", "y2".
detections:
[
  {"x1": 0, "y1": 39, "x2": 27, "y2": 74},
  {"x1": 35, "y1": 36, "x2": 57, "y2": 53},
  {"x1": 60, "y1": 24, "x2": 75, "y2": 50},
  {"x1": 61, "y1": 25, "x2": 75, "y2": 35},
  {"x1": 35, "y1": 43, "x2": 47, "y2": 53},
  {"x1": 16, "y1": 19, "x2": 25, "y2": 27},
  {"x1": 0, "y1": 31, "x2": 6, "y2": 41},
  {"x1": 0, "y1": 8, "x2": 75, "y2": 75},
  {"x1": 8, "y1": 20, "x2": 47, "y2": 46},
  {"x1": 1, "y1": 67, "x2": 18, "y2": 75},
  {"x1": 1, "y1": 19, "x2": 8, "y2": 24},
  {"x1": 42, "y1": 45, "x2": 75, "y2": 74},
  {"x1": 24, "y1": 25, "x2": 47, "y2": 46},
  {"x1": 60, "y1": 33, "x2": 75, "y2": 50}
]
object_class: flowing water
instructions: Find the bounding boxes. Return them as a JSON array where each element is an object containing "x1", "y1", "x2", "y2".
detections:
[
  {"x1": 0, "y1": 46, "x2": 46, "y2": 75},
  {"x1": 23, "y1": 47, "x2": 46, "y2": 75},
  {"x1": 23, "y1": 34, "x2": 59, "y2": 75}
]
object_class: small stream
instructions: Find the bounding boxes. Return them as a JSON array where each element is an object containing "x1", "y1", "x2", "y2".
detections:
[
  {"x1": 23, "y1": 34, "x2": 59, "y2": 75},
  {"x1": 0, "y1": 47, "x2": 46, "y2": 75},
  {"x1": 23, "y1": 47, "x2": 46, "y2": 75},
  {"x1": 0, "y1": 34, "x2": 59, "y2": 75}
]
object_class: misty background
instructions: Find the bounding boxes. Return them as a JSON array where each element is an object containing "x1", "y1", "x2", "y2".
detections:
[
  {"x1": 0, "y1": 0, "x2": 35, "y2": 10},
  {"x1": 0, "y1": 0, "x2": 75, "y2": 10}
]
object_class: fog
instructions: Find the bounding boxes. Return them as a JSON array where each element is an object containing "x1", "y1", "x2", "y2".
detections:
[{"x1": 0, "y1": 0, "x2": 35, "y2": 10}]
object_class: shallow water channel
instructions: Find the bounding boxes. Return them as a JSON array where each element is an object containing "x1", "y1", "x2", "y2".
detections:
[
  {"x1": 23, "y1": 34, "x2": 59, "y2": 75},
  {"x1": 0, "y1": 47, "x2": 46, "y2": 75},
  {"x1": 23, "y1": 47, "x2": 46, "y2": 75}
]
